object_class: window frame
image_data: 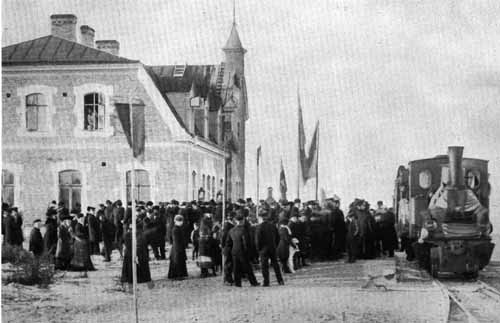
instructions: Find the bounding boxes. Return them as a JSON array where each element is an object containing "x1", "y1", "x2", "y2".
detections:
[
  {"x1": 126, "y1": 169, "x2": 151, "y2": 204},
  {"x1": 58, "y1": 170, "x2": 82, "y2": 211},
  {"x1": 16, "y1": 85, "x2": 57, "y2": 137},
  {"x1": 2, "y1": 170, "x2": 15, "y2": 206},
  {"x1": 73, "y1": 83, "x2": 113, "y2": 137}
]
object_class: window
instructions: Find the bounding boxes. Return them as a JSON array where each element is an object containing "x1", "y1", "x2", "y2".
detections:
[
  {"x1": 84, "y1": 93, "x2": 105, "y2": 131},
  {"x1": 59, "y1": 170, "x2": 82, "y2": 210},
  {"x1": 418, "y1": 170, "x2": 432, "y2": 189},
  {"x1": 466, "y1": 170, "x2": 480, "y2": 190},
  {"x1": 212, "y1": 177, "x2": 215, "y2": 199},
  {"x1": 202, "y1": 174, "x2": 206, "y2": 192},
  {"x1": 207, "y1": 175, "x2": 211, "y2": 199},
  {"x1": 26, "y1": 93, "x2": 48, "y2": 131},
  {"x1": 2, "y1": 170, "x2": 15, "y2": 206},
  {"x1": 126, "y1": 170, "x2": 150, "y2": 203},
  {"x1": 192, "y1": 171, "x2": 197, "y2": 200}
]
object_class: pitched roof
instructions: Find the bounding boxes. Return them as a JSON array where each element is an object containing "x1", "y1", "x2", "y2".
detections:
[
  {"x1": 145, "y1": 65, "x2": 215, "y2": 94},
  {"x1": 2, "y1": 35, "x2": 138, "y2": 65},
  {"x1": 223, "y1": 23, "x2": 244, "y2": 50}
]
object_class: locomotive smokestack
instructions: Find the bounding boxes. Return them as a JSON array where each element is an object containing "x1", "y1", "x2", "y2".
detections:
[
  {"x1": 447, "y1": 146, "x2": 466, "y2": 215},
  {"x1": 448, "y1": 146, "x2": 465, "y2": 189}
]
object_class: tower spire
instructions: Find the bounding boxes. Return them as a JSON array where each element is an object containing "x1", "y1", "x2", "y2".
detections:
[{"x1": 233, "y1": 0, "x2": 236, "y2": 25}]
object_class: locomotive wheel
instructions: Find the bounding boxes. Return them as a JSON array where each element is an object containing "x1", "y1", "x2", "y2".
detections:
[
  {"x1": 430, "y1": 260, "x2": 439, "y2": 278},
  {"x1": 464, "y1": 271, "x2": 479, "y2": 280}
]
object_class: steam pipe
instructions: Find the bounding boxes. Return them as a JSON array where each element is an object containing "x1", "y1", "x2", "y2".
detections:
[{"x1": 448, "y1": 146, "x2": 464, "y2": 189}]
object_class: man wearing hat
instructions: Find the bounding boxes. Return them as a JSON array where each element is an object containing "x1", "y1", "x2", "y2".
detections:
[
  {"x1": 328, "y1": 195, "x2": 346, "y2": 260},
  {"x1": 29, "y1": 219, "x2": 44, "y2": 257},
  {"x1": 44, "y1": 207, "x2": 58, "y2": 260},
  {"x1": 221, "y1": 211, "x2": 235, "y2": 285},
  {"x1": 101, "y1": 201, "x2": 116, "y2": 262},
  {"x1": 255, "y1": 211, "x2": 284, "y2": 286},
  {"x1": 4, "y1": 207, "x2": 24, "y2": 247},
  {"x1": 86, "y1": 206, "x2": 100, "y2": 255},
  {"x1": 226, "y1": 211, "x2": 260, "y2": 287},
  {"x1": 113, "y1": 200, "x2": 125, "y2": 258}
]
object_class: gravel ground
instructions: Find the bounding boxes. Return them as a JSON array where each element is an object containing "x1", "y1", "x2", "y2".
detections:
[{"x1": 2, "y1": 250, "x2": 449, "y2": 323}]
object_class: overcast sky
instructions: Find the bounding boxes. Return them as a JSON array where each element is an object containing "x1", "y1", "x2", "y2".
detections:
[{"x1": 3, "y1": 0, "x2": 500, "y2": 211}]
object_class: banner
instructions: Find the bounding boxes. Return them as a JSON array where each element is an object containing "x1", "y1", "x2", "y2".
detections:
[
  {"x1": 280, "y1": 159, "x2": 287, "y2": 201},
  {"x1": 116, "y1": 103, "x2": 146, "y2": 162}
]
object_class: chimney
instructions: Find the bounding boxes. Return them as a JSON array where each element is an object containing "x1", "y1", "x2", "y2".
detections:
[
  {"x1": 80, "y1": 25, "x2": 95, "y2": 48},
  {"x1": 50, "y1": 14, "x2": 77, "y2": 41},
  {"x1": 96, "y1": 40, "x2": 120, "y2": 56}
]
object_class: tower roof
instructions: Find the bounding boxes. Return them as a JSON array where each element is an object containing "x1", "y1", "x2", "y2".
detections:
[{"x1": 223, "y1": 23, "x2": 244, "y2": 51}]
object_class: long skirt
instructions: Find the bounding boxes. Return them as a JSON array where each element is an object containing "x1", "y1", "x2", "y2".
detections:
[
  {"x1": 198, "y1": 237, "x2": 214, "y2": 270},
  {"x1": 70, "y1": 239, "x2": 95, "y2": 271}
]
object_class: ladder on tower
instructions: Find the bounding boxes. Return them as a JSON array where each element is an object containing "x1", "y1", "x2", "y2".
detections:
[
  {"x1": 215, "y1": 62, "x2": 225, "y2": 94},
  {"x1": 173, "y1": 64, "x2": 187, "y2": 77}
]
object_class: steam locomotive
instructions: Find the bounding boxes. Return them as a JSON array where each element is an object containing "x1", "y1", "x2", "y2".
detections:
[{"x1": 393, "y1": 146, "x2": 494, "y2": 277}]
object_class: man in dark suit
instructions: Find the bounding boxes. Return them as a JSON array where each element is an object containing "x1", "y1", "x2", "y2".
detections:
[
  {"x1": 255, "y1": 212, "x2": 284, "y2": 286},
  {"x1": 29, "y1": 219, "x2": 44, "y2": 257},
  {"x1": 221, "y1": 212, "x2": 235, "y2": 285},
  {"x1": 227, "y1": 211, "x2": 259, "y2": 287}
]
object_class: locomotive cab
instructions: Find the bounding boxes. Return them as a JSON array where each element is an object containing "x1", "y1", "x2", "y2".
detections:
[{"x1": 394, "y1": 146, "x2": 494, "y2": 277}]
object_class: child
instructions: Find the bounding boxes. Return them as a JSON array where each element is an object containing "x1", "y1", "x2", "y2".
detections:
[
  {"x1": 191, "y1": 222, "x2": 200, "y2": 261},
  {"x1": 29, "y1": 219, "x2": 44, "y2": 257}
]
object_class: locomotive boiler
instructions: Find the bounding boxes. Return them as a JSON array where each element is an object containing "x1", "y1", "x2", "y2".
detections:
[{"x1": 393, "y1": 146, "x2": 494, "y2": 277}]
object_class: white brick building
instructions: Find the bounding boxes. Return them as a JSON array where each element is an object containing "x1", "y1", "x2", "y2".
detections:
[{"x1": 2, "y1": 14, "x2": 248, "y2": 222}]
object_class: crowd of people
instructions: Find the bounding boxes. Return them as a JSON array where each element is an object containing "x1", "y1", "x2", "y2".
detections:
[{"x1": 1, "y1": 187, "x2": 399, "y2": 289}]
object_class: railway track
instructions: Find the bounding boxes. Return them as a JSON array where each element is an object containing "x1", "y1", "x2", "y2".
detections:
[{"x1": 434, "y1": 279, "x2": 500, "y2": 323}]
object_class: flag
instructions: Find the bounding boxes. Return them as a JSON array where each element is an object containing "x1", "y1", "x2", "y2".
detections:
[
  {"x1": 298, "y1": 91, "x2": 307, "y2": 180},
  {"x1": 280, "y1": 160, "x2": 287, "y2": 201},
  {"x1": 116, "y1": 102, "x2": 146, "y2": 162},
  {"x1": 257, "y1": 146, "x2": 262, "y2": 166},
  {"x1": 303, "y1": 122, "x2": 319, "y2": 181}
]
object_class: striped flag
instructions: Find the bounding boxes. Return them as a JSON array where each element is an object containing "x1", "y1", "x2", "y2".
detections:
[
  {"x1": 116, "y1": 102, "x2": 145, "y2": 162},
  {"x1": 257, "y1": 145, "x2": 262, "y2": 166},
  {"x1": 303, "y1": 122, "x2": 319, "y2": 180}
]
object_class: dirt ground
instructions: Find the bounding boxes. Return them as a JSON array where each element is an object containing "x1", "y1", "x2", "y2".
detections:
[{"x1": 2, "y1": 248, "x2": 450, "y2": 323}]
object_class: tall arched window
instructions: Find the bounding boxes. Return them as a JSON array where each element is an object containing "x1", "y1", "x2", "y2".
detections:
[
  {"x1": 84, "y1": 93, "x2": 105, "y2": 131},
  {"x1": 192, "y1": 171, "x2": 197, "y2": 200},
  {"x1": 202, "y1": 174, "x2": 206, "y2": 192},
  {"x1": 207, "y1": 175, "x2": 211, "y2": 199},
  {"x1": 26, "y1": 93, "x2": 48, "y2": 131},
  {"x1": 126, "y1": 170, "x2": 150, "y2": 203},
  {"x1": 212, "y1": 177, "x2": 215, "y2": 199},
  {"x1": 2, "y1": 170, "x2": 15, "y2": 206},
  {"x1": 59, "y1": 170, "x2": 82, "y2": 210}
]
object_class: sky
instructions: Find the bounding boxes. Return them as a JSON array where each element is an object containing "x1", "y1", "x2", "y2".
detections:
[{"x1": 2, "y1": 0, "x2": 500, "y2": 214}]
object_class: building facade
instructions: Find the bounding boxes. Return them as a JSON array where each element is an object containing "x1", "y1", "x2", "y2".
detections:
[{"x1": 2, "y1": 14, "x2": 248, "y2": 221}]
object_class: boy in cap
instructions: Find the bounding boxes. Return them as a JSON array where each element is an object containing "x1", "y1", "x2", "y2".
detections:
[{"x1": 29, "y1": 219, "x2": 44, "y2": 257}]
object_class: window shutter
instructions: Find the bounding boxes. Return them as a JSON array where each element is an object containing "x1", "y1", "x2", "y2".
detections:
[
  {"x1": 37, "y1": 105, "x2": 48, "y2": 131},
  {"x1": 26, "y1": 105, "x2": 38, "y2": 131},
  {"x1": 97, "y1": 105, "x2": 105, "y2": 129}
]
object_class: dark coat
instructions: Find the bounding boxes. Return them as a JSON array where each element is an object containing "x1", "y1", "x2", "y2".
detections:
[
  {"x1": 29, "y1": 228, "x2": 44, "y2": 256},
  {"x1": 380, "y1": 211, "x2": 398, "y2": 251},
  {"x1": 168, "y1": 225, "x2": 188, "y2": 279},
  {"x1": 221, "y1": 221, "x2": 234, "y2": 254},
  {"x1": 55, "y1": 225, "x2": 73, "y2": 261},
  {"x1": 71, "y1": 222, "x2": 95, "y2": 271},
  {"x1": 227, "y1": 223, "x2": 252, "y2": 259},
  {"x1": 44, "y1": 217, "x2": 58, "y2": 255},
  {"x1": 255, "y1": 221, "x2": 280, "y2": 255},
  {"x1": 121, "y1": 230, "x2": 151, "y2": 283},
  {"x1": 4, "y1": 214, "x2": 23, "y2": 246},
  {"x1": 87, "y1": 213, "x2": 100, "y2": 243}
]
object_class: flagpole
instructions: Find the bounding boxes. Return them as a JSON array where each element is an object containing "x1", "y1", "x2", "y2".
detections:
[
  {"x1": 129, "y1": 94, "x2": 139, "y2": 323},
  {"x1": 221, "y1": 140, "x2": 226, "y2": 283},
  {"x1": 256, "y1": 147, "x2": 260, "y2": 218},
  {"x1": 315, "y1": 123, "x2": 319, "y2": 202},
  {"x1": 297, "y1": 93, "x2": 300, "y2": 200}
]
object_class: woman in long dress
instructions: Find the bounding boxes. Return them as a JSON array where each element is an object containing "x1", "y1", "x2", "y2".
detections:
[
  {"x1": 168, "y1": 215, "x2": 188, "y2": 280},
  {"x1": 121, "y1": 223, "x2": 152, "y2": 286},
  {"x1": 70, "y1": 214, "x2": 95, "y2": 271},
  {"x1": 277, "y1": 219, "x2": 295, "y2": 273},
  {"x1": 55, "y1": 216, "x2": 73, "y2": 270}
]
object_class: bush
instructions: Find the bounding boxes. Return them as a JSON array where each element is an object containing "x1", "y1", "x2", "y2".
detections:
[{"x1": 2, "y1": 244, "x2": 55, "y2": 287}]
